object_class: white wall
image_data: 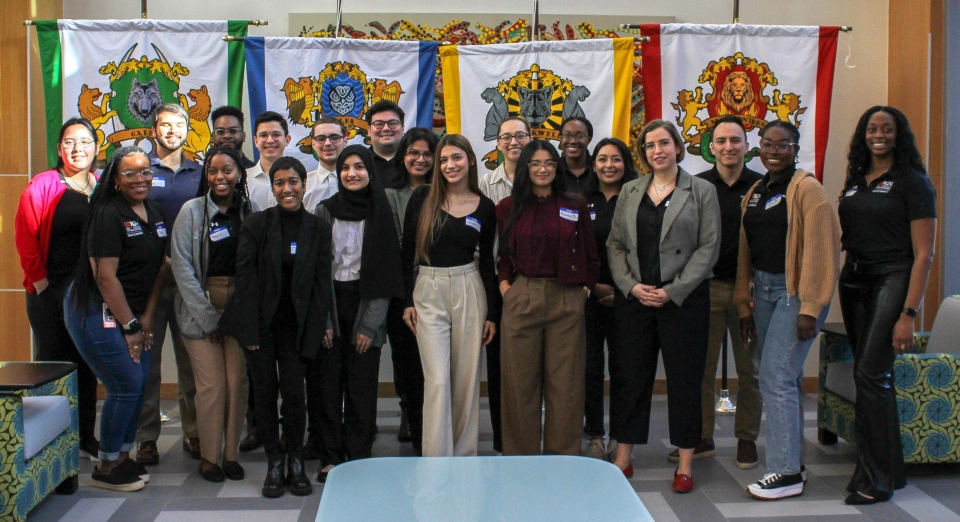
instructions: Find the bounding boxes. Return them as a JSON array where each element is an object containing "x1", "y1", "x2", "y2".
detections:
[{"x1": 61, "y1": 0, "x2": 889, "y2": 385}]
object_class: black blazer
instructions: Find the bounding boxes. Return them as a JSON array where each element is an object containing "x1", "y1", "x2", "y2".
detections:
[{"x1": 219, "y1": 206, "x2": 333, "y2": 359}]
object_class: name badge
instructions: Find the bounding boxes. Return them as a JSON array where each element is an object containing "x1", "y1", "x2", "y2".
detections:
[
  {"x1": 102, "y1": 303, "x2": 116, "y2": 329},
  {"x1": 665, "y1": 199, "x2": 671, "y2": 207},
  {"x1": 590, "y1": 211, "x2": 597, "y2": 221},
  {"x1": 124, "y1": 221, "x2": 143, "y2": 237},
  {"x1": 559, "y1": 207, "x2": 579, "y2": 222},
  {"x1": 155, "y1": 222, "x2": 167, "y2": 238},
  {"x1": 765, "y1": 194, "x2": 782, "y2": 210},
  {"x1": 152, "y1": 177, "x2": 166, "y2": 188},
  {"x1": 210, "y1": 226, "x2": 230, "y2": 242},
  {"x1": 873, "y1": 181, "x2": 894, "y2": 194},
  {"x1": 290, "y1": 242, "x2": 297, "y2": 255},
  {"x1": 464, "y1": 216, "x2": 482, "y2": 232},
  {"x1": 747, "y1": 193, "x2": 762, "y2": 207},
  {"x1": 844, "y1": 187, "x2": 858, "y2": 198}
]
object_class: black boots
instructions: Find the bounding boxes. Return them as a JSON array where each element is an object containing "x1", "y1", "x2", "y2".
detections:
[
  {"x1": 262, "y1": 453, "x2": 286, "y2": 498},
  {"x1": 287, "y1": 451, "x2": 313, "y2": 496}
]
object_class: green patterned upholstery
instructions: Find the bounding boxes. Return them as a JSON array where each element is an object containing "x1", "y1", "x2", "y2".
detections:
[{"x1": 0, "y1": 362, "x2": 79, "y2": 521}]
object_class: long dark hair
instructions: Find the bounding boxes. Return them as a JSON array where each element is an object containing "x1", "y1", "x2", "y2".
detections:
[
  {"x1": 499, "y1": 140, "x2": 571, "y2": 257},
  {"x1": 70, "y1": 146, "x2": 148, "y2": 318},
  {"x1": 55, "y1": 117, "x2": 97, "y2": 171},
  {"x1": 588, "y1": 137, "x2": 639, "y2": 191},
  {"x1": 845, "y1": 106, "x2": 925, "y2": 190},
  {"x1": 392, "y1": 127, "x2": 439, "y2": 186}
]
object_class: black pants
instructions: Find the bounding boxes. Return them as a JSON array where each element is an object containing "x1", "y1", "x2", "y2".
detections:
[
  {"x1": 386, "y1": 297, "x2": 425, "y2": 454},
  {"x1": 610, "y1": 281, "x2": 709, "y2": 448},
  {"x1": 584, "y1": 297, "x2": 620, "y2": 438},
  {"x1": 244, "y1": 321, "x2": 306, "y2": 455},
  {"x1": 313, "y1": 281, "x2": 383, "y2": 464},
  {"x1": 839, "y1": 259, "x2": 911, "y2": 499},
  {"x1": 486, "y1": 292, "x2": 503, "y2": 453},
  {"x1": 27, "y1": 286, "x2": 98, "y2": 446}
]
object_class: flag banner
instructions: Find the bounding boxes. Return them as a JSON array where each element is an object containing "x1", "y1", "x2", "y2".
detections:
[
  {"x1": 441, "y1": 38, "x2": 634, "y2": 170},
  {"x1": 244, "y1": 37, "x2": 438, "y2": 169},
  {"x1": 37, "y1": 19, "x2": 247, "y2": 166},
  {"x1": 641, "y1": 24, "x2": 839, "y2": 181}
]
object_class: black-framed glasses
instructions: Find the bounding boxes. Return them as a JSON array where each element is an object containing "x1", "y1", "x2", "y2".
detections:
[
  {"x1": 758, "y1": 140, "x2": 797, "y2": 153},
  {"x1": 312, "y1": 134, "x2": 344, "y2": 144},
  {"x1": 214, "y1": 127, "x2": 242, "y2": 137},
  {"x1": 119, "y1": 169, "x2": 153, "y2": 181},
  {"x1": 497, "y1": 132, "x2": 530, "y2": 143},
  {"x1": 370, "y1": 119, "x2": 402, "y2": 130},
  {"x1": 561, "y1": 131, "x2": 589, "y2": 141},
  {"x1": 405, "y1": 150, "x2": 434, "y2": 161},
  {"x1": 528, "y1": 160, "x2": 558, "y2": 171}
]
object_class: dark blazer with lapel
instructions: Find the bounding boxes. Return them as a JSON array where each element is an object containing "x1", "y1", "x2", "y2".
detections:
[
  {"x1": 607, "y1": 167, "x2": 720, "y2": 306},
  {"x1": 219, "y1": 206, "x2": 333, "y2": 359}
]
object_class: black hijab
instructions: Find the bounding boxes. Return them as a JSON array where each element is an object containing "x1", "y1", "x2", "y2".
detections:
[{"x1": 323, "y1": 145, "x2": 404, "y2": 300}]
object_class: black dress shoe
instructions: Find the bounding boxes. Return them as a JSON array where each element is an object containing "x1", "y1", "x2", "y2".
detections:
[
  {"x1": 183, "y1": 437, "x2": 201, "y2": 460},
  {"x1": 286, "y1": 451, "x2": 313, "y2": 496},
  {"x1": 398, "y1": 407, "x2": 412, "y2": 442},
  {"x1": 239, "y1": 430, "x2": 262, "y2": 452},
  {"x1": 845, "y1": 491, "x2": 885, "y2": 505},
  {"x1": 223, "y1": 460, "x2": 245, "y2": 480},
  {"x1": 200, "y1": 461, "x2": 225, "y2": 483},
  {"x1": 316, "y1": 465, "x2": 333, "y2": 483},
  {"x1": 262, "y1": 453, "x2": 286, "y2": 498}
]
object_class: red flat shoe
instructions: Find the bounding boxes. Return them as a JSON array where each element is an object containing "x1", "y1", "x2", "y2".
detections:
[
  {"x1": 620, "y1": 463, "x2": 634, "y2": 479},
  {"x1": 672, "y1": 467, "x2": 693, "y2": 493}
]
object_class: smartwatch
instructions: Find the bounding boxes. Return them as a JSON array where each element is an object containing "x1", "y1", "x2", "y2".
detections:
[
  {"x1": 902, "y1": 307, "x2": 918, "y2": 318},
  {"x1": 121, "y1": 317, "x2": 142, "y2": 335}
]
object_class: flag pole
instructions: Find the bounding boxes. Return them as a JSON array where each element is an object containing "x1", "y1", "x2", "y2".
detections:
[
  {"x1": 25, "y1": 24, "x2": 33, "y2": 178},
  {"x1": 531, "y1": 0, "x2": 539, "y2": 41},
  {"x1": 335, "y1": 0, "x2": 343, "y2": 39},
  {"x1": 733, "y1": 0, "x2": 740, "y2": 24},
  {"x1": 141, "y1": 0, "x2": 148, "y2": 19}
]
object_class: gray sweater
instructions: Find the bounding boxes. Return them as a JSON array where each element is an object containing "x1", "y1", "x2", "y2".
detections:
[{"x1": 172, "y1": 194, "x2": 259, "y2": 339}]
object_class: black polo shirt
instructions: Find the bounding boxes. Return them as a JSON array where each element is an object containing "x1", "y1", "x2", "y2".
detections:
[
  {"x1": 742, "y1": 168, "x2": 794, "y2": 275},
  {"x1": 838, "y1": 168, "x2": 936, "y2": 264},
  {"x1": 696, "y1": 165, "x2": 762, "y2": 281},
  {"x1": 563, "y1": 167, "x2": 595, "y2": 196},
  {"x1": 636, "y1": 191, "x2": 673, "y2": 287},
  {"x1": 207, "y1": 206, "x2": 243, "y2": 277},
  {"x1": 370, "y1": 147, "x2": 405, "y2": 190},
  {"x1": 88, "y1": 197, "x2": 167, "y2": 315},
  {"x1": 585, "y1": 190, "x2": 619, "y2": 286}
]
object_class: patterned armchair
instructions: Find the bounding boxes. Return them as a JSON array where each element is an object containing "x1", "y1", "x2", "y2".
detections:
[
  {"x1": 0, "y1": 362, "x2": 80, "y2": 521},
  {"x1": 818, "y1": 296, "x2": 960, "y2": 463}
]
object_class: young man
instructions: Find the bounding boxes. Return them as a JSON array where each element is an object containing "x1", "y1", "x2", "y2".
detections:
[
  {"x1": 366, "y1": 100, "x2": 406, "y2": 190},
  {"x1": 247, "y1": 111, "x2": 293, "y2": 210},
  {"x1": 677, "y1": 114, "x2": 763, "y2": 469},
  {"x1": 304, "y1": 117, "x2": 347, "y2": 212},
  {"x1": 211, "y1": 105, "x2": 255, "y2": 168},
  {"x1": 136, "y1": 103, "x2": 202, "y2": 465},
  {"x1": 476, "y1": 116, "x2": 532, "y2": 454}
]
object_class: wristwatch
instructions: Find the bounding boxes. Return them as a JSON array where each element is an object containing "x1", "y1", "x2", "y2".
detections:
[
  {"x1": 121, "y1": 317, "x2": 142, "y2": 335},
  {"x1": 902, "y1": 307, "x2": 918, "y2": 318}
]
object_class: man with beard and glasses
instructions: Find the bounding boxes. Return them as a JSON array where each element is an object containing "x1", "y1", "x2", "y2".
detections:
[
  {"x1": 211, "y1": 105, "x2": 256, "y2": 168},
  {"x1": 304, "y1": 117, "x2": 347, "y2": 212},
  {"x1": 135, "y1": 103, "x2": 202, "y2": 466},
  {"x1": 366, "y1": 101, "x2": 406, "y2": 190}
]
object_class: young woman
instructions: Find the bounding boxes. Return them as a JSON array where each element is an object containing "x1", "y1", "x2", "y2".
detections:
[
  {"x1": 219, "y1": 156, "x2": 332, "y2": 498},
  {"x1": 313, "y1": 145, "x2": 404, "y2": 480},
  {"x1": 838, "y1": 107, "x2": 935, "y2": 504},
  {"x1": 16, "y1": 117, "x2": 100, "y2": 461},
  {"x1": 401, "y1": 134, "x2": 497, "y2": 457},
  {"x1": 559, "y1": 117, "x2": 595, "y2": 195},
  {"x1": 581, "y1": 138, "x2": 638, "y2": 460},
  {"x1": 607, "y1": 120, "x2": 720, "y2": 492},
  {"x1": 736, "y1": 121, "x2": 841, "y2": 500},
  {"x1": 63, "y1": 146, "x2": 168, "y2": 492},
  {"x1": 497, "y1": 140, "x2": 599, "y2": 456},
  {"x1": 384, "y1": 127, "x2": 438, "y2": 453},
  {"x1": 171, "y1": 147, "x2": 258, "y2": 482}
]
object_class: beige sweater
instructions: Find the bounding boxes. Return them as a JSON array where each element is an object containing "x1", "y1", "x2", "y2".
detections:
[{"x1": 734, "y1": 169, "x2": 841, "y2": 319}]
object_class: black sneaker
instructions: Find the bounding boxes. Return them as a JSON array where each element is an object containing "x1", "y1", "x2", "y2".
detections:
[
  {"x1": 747, "y1": 472, "x2": 804, "y2": 500},
  {"x1": 79, "y1": 439, "x2": 100, "y2": 463},
  {"x1": 120, "y1": 458, "x2": 151, "y2": 483},
  {"x1": 91, "y1": 461, "x2": 145, "y2": 492}
]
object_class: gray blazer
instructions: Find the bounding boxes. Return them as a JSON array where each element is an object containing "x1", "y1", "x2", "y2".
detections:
[{"x1": 607, "y1": 167, "x2": 720, "y2": 306}]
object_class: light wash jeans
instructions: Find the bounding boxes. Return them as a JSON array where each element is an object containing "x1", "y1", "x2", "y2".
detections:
[{"x1": 752, "y1": 270, "x2": 828, "y2": 476}]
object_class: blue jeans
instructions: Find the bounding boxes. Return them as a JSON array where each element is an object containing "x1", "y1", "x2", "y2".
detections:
[
  {"x1": 63, "y1": 283, "x2": 152, "y2": 462},
  {"x1": 752, "y1": 270, "x2": 828, "y2": 476}
]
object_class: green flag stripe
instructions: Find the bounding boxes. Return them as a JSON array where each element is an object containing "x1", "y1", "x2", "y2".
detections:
[
  {"x1": 36, "y1": 20, "x2": 62, "y2": 169},
  {"x1": 227, "y1": 20, "x2": 248, "y2": 108}
]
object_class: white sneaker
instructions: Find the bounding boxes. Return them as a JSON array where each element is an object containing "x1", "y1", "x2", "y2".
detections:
[
  {"x1": 605, "y1": 439, "x2": 618, "y2": 461},
  {"x1": 585, "y1": 438, "x2": 605, "y2": 459}
]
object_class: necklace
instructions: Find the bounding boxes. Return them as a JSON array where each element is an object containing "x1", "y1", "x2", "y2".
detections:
[
  {"x1": 62, "y1": 171, "x2": 94, "y2": 194},
  {"x1": 654, "y1": 180, "x2": 674, "y2": 193}
]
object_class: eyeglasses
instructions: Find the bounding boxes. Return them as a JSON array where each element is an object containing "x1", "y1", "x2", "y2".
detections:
[
  {"x1": 642, "y1": 139, "x2": 674, "y2": 152},
  {"x1": 370, "y1": 119, "x2": 402, "y2": 130},
  {"x1": 256, "y1": 131, "x2": 285, "y2": 140},
  {"x1": 405, "y1": 150, "x2": 434, "y2": 161},
  {"x1": 312, "y1": 134, "x2": 344, "y2": 144},
  {"x1": 119, "y1": 169, "x2": 153, "y2": 181},
  {"x1": 214, "y1": 127, "x2": 242, "y2": 137},
  {"x1": 62, "y1": 139, "x2": 96, "y2": 149},
  {"x1": 528, "y1": 160, "x2": 558, "y2": 171},
  {"x1": 561, "y1": 131, "x2": 589, "y2": 141},
  {"x1": 758, "y1": 140, "x2": 797, "y2": 153},
  {"x1": 498, "y1": 132, "x2": 531, "y2": 143}
]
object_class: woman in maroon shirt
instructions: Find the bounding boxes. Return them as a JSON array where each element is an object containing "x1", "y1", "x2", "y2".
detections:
[{"x1": 496, "y1": 140, "x2": 599, "y2": 456}]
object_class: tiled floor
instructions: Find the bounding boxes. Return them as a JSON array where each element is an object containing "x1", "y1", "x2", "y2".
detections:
[{"x1": 28, "y1": 395, "x2": 960, "y2": 521}]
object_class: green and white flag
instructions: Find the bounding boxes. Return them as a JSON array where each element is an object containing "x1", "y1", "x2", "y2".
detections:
[{"x1": 36, "y1": 19, "x2": 247, "y2": 165}]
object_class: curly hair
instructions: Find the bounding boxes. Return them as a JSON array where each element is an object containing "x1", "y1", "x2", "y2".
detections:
[{"x1": 845, "y1": 106, "x2": 926, "y2": 191}]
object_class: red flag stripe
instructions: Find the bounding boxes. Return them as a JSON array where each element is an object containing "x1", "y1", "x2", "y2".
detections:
[
  {"x1": 815, "y1": 26, "x2": 840, "y2": 183},
  {"x1": 640, "y1": 24, "x2": 663, "y2": 122}
]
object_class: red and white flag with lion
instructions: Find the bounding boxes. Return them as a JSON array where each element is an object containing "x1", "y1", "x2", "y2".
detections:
[{"x1": 641, "y1": 24, "x2": 839, "y2": 181}]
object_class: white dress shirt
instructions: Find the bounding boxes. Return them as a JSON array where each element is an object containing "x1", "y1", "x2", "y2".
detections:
[
  {"x1": 305, "y1": 165, "x2": 339, "y2": 214},
  {"x1": 246, "y1": 161, "x2": 276, "y2": 210},
  {"x1": 332, "y1": 219, "x2": 365, "y2": 282}
]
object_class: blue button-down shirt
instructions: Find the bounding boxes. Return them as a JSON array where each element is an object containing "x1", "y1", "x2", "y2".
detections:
[{"x1": 147, "y1": 152, "x2": 203, "y2": 225}]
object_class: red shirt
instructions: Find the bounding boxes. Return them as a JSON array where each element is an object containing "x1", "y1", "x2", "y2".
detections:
[{"x1": 496, "y1": 193, "x2": 600, "y2": 289}]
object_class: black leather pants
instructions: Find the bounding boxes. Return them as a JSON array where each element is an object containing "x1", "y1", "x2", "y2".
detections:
[{"x1": 838, "y1": 259, "x2": 912, "y2": 499}]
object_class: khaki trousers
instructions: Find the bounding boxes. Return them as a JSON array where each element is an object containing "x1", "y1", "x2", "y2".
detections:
[
  {"x1": 500, "y1": 276, "x2": 586, "y2": 456},
  {"x1": 180, "y1": 277, "x2": 248, "y2": 463},
  {"x1": 701, "y1": 279, "x2": 762, "y2": 441},
  {"x1": 415, "y1": 264, "x2": 486, "y2": 457}
]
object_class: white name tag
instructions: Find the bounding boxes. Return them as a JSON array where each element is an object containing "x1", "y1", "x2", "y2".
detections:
[
  {"x1": 155, "y1": 222, "x2": 167, "y2": 238},
  {"x1": 290, "y1": 242, "x2": 297, "y2": 255},
  {"x1": 152, "y1": 177, "x2": 166, "y2": 188},
  {"x1": 210, "y1": 226, "x2": 230, "y2": 242},
  {"x1": 665, "y1": 199, "x2": 671, "y2": 207},
  {"x1": 844, "y1": 187, "x2": 858, "y2": 197},
  {"x1": 765, "y1": 194, "x2": 782, "y2": 210},
  {"x1": 590, "y1": 211, "x2": 597, "y2": 221},
  {"x1": 559, "y1": 207, "x2": 578, "y2": 222},
  {"x1": 464, "y1": 216, "x2": 482, "y2": 232}
]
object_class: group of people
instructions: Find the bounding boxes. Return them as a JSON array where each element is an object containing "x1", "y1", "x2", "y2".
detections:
[{"x1": 16, "y1": 99, "x2": 934, "y2": 506}]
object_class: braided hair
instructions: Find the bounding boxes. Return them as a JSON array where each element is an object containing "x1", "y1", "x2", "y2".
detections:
[{"x1": 194, "y1": 146, "x2": 252, "y2": 285}]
